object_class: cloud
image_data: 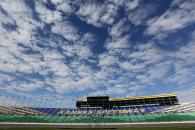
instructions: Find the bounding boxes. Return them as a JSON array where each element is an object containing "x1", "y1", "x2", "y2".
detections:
[
  {"x1": 164, "y1": 41, "x2": 195, "y2": 85},
  {"x1": 177, "y1": 85, "x2": 195, "y2": 103},
  {"x1": 0, "y1": 0, "x2": 195, "y2": 103},
  {"x1": 99, "y1": 1, "x2": 119, "y2": 25},
  {"x1": 105, "y1": 35, "x2": 131, "y2": 49},
  {"x1": 125, "y1": 0, "x2": 140, "y2": 11},
  {"x1": 119, "y1": 61, "x2": 145, "y2": 72},
  {"x1": 109, "y1": 19, "x2": 130, "y2": 38},
  {"x1": 0, "y1": 0, "x2": 42, "y2": 43},
  {"x1": 52, "y1": 21, "x2": 79, "y2": 41},
  {"x1": 11, "y1": 80, "x2": 44, "y2": 92},
  {"x1": 146, "y1": 0, "x2": 195, "y2": 35},
  {"x1": 0, "y1": 0, "x2": 96, "y2": 95},
  {"x1": 34, "y1": 1, "x2": 63, "y2": 24},
  {"x1": 97, "y1": 30, "x2": 195, "y2": 96},
  {"x1": 76, "y1": 0, "x2": 126, "y2": 27},
  {"x1": 76, "y1": 2, "x2": 105, "y2": 27},
  {"x1": 127, "y1": 2, "x2": 157, "y2": 26},
  {"x1": 51, "y1": 0, "x2": 72, "y2": 14}
]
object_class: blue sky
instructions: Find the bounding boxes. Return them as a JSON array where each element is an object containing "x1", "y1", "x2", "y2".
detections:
[{"x1": 0, "y1": 0, "x2": 195, "y2": 105}]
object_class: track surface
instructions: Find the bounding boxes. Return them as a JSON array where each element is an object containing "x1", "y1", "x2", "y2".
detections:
[
  {"x1": 0, "y1": 121, "x2": 195, "y2": 129},
  {"x1": 0, "y1": 127, "x2": 195, "y2": 130}
]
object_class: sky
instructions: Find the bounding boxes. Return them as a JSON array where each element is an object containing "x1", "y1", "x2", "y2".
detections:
[{"x1": 0, "y1": 0, "x2": 195, "y2": 106}]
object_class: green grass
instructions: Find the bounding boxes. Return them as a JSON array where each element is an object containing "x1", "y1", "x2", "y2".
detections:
[
  {"x1": 1, "y1": 112, "x2": 195, "y2": 123},
  {"x1": 1, "y1": 113, "x2": 195, "y2": 130},
  {"x1": 1, "y1": 127, "x2": 195, "y2": 130}
]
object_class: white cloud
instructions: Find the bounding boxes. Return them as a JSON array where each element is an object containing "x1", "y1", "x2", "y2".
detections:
[
  {"x1": 51, "y1": 0, "x2": 72, "y2": 13},
  {"x1": 167, "y1": 66, "x2": 193, "y2": 85},
  {"x1": 105, "y1": 35, "x2": 131, "y2": 49},
  {"x1": 125, "y1": 0, "x2": 140, "y2": 11},
  {"x1": 109, "y1": 19, "x2": 130, "y2": 38},
  {"x1": 35, "y1": 1, "x2": 63, "y2": 24},
  {"x1": 127, "y1": 2, "x2": 157, "y2": 26},
  {"x1": 107, "y1": 85, "x2": 127, "y2": 95},
  {"x1": 100, "y1": 1, "x2": 119, "y2": 25},
  {"x1": 0, "y1": 0, "x2": 195, "y2": 102},
  {"x1": 76, "y1": 0, "x2": 123, "y2": 27},
  {"x1": 136, "y1": 61, "x2": 171, "y2": 84},
  {"x1": 52, "y1": 21, "x2": 79, "y2": 41},
  {"x1": 0, "y1": 0, "x2": 42, "y2": 43},
  {"x1": 0, "y1": 75, "x2": 45, "y2": 92},
  {"x1": 146, "y1": 0, "x2": 195, "y2": 35},
  {"x1": 119, "y1": 61, "x2": 145, "y2": 72},
  {"x1": 174, "y1": 41, "x2": 195, "y2": 62},
  {"x1": 98, "y1": 54, "x2": 119, "y2": 66},
  {"x1": 97, "y1": 34, "x2": 195, "y2": 97},
  {"x1": 177, "y1": 85, "x2": 195, "y2": 103},
  {"x1": 76, "y1": 2, "x2": 105, "y2": 27},
  {"x1": 45, "y1": 75, "x2": 95, "y2": 93},
  {"x1": 0, "y1": 0, "x2": 96, "y2": 95},
  {"x1": 0, "y1": 0, "x2": 44, "y2": 76}
]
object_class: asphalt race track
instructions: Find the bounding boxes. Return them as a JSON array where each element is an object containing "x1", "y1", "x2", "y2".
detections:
[{"x1": 0, "y1": 121, "x2": 195, "y2": 129}]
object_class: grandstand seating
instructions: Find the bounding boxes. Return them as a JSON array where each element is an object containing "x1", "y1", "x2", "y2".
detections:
[
  {"x1": 0, "y1": 93, "x2": 195, "y2": 123},
  {"x1": 0, "y1": 106, "x2": 44, "y2": 115},
  {"x1": 0, "y1": 103, "x2": 195, "y2": 123},
  {"x1": 1, "y1": 103, "x2": 195, "y2": 116},
  {"x1": 30, "y1": 103, "x2": 195, "y2": 116}
]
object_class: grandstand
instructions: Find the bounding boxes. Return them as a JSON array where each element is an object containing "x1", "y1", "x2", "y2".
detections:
[{"x1": 0, "y1": 93, "x2": 195, "y2": 128}]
